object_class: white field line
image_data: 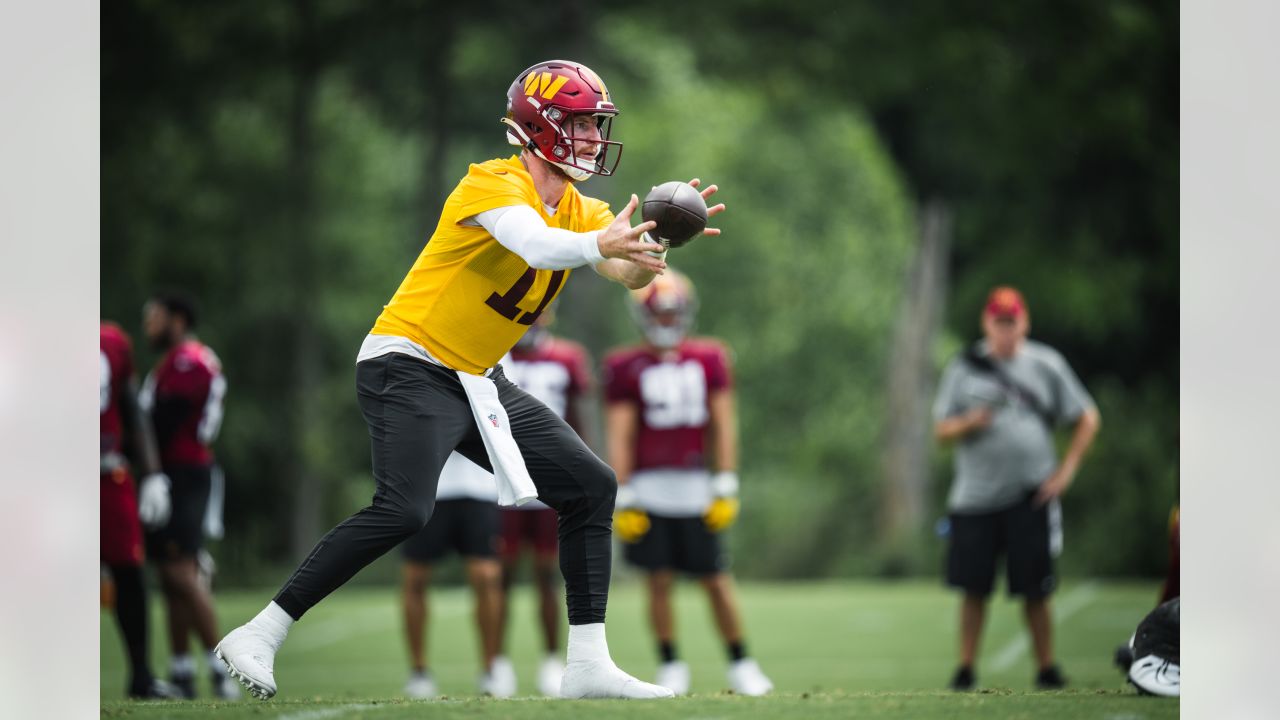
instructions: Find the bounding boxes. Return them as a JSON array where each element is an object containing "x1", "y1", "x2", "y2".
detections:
[
  {"x1": 987, "y1": 581, "x2": 1101, "y2": 672},
  {"x1": 276, "y1": 703, "x2": 389, "y2": 720}
]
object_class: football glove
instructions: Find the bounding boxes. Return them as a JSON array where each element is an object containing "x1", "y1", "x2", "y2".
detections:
[
  {"x1": 703, "y1": 497, "x2": 740, "y2": 532},
  {"x1": 137, "y1": 472, "x2": 172, "y2": 530},
  {"x1": 614, "y1": 484, "x2": 650, "y2": 543},
  {"x1": 615, "y1": 509, "x2": 651, "y2": 543},
  {"x1": 703, "y1": 471, "x2": 741, "y2": 532}
]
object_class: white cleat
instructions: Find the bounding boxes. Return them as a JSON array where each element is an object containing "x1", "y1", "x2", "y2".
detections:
[
  {"x1": 655, "y1": 660, "x2": 690, "y2": 695},
  {"x1": 537, "y1": 655, "x2": 565, "y2": 697},
  {"x1": 215, "y1": 623, "x2": 281, "y2": 700},
  {"x1": 1128, "y1": 654, "x2": 1180, "y2": 697},
  {"x1": 561, "y1": 659, "x2": 676, "y2": 699},
  {"x1": 727, "y1": 658, "x2": 773, "y2": 696},
  {"x1": 404, "y1": 670, "x2": 438, "y2": 699},
  {"x1": 479, "y1": 656, "x2": 518, "y2": 698}
]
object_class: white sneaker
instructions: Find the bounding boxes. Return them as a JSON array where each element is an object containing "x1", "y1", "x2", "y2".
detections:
[
  {"x1": 479, "y1": 656, "x2": 517, "y2": 698},
  {"x1": 561, "y1": 659, "x2": 676, "y2": 699},
  {"x1": 404, "y1": 670, "x2": 438, "y2": 699},
  {"x1": 655, "y1": 661, "x2": 690, "y2": 695},
  {"x1": 1128, "y1": 654, "x2": 1180, "y2": 697},
  {"x1": 215, "y1": 623, "x2": 281, "y2": 700},
  {"x1": 727, "y1": 658, "x2": 773, "y2": 696},
  {"x1": 537, "y1": 655, "x2": 564, "y2": 697}
]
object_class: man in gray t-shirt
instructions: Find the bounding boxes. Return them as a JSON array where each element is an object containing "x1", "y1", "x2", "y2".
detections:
[{"x1": 933, "y1": 286, "x2": 1100, "y2": 691}]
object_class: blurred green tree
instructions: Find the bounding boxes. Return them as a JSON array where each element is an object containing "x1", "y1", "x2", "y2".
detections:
[{"x1": 636, "y1": 0, "x2": 1179, "y2": 577}]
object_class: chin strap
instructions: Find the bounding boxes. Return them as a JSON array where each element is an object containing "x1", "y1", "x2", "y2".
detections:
[
  {"x1": 555, "y1": 161, "x2": 592, "y2": 182},
  {"x1": 504, "y1": 124, "x2": 595, "y2": 182}
]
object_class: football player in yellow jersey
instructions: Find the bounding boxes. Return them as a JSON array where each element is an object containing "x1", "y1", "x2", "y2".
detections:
[{"x1": 217, "y1": 60, "x2": 725, "y2": 701}]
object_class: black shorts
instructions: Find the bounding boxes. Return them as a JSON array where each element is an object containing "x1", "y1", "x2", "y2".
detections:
[
  {"x1": 623, "y1": 513, "x2": 728, "y2": 576},
  {"x1": 946, "y1": 492, "x2": 1057, "y2": 599},
  {"x1": 145, "y1": 464, "x2": 211, "y2": 563},
  {"x1": 401, "y1": 498, "x2": 499, "y2": 563}
]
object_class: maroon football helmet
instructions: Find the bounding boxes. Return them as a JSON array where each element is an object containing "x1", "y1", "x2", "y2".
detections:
[
  {"x1": 501, "y1": 60, "x2": 621, "y2": 181},
  {"x1": 629, "y1": 269, "x2": 697, "y2": 348}
]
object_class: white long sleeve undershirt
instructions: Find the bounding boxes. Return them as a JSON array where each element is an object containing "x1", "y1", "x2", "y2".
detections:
[{"x1": 468, "y1": 205, "x2": 605, "y2": 270}]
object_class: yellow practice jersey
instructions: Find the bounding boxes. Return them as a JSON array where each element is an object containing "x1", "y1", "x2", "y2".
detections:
[{"x1": 371, "y1": 156, "x2": 614, "y2": 374}]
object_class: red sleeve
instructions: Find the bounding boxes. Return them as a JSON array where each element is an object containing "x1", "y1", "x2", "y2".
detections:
[
  {"x1": 602, "y1": 352, "x2": 638, "y2": 403},
  {"x1": 168, "y1": 347, "x2": 215, "y2": 402},
  {"x1": 102, "y1": 325, "x2": 134, "y2": 395}
]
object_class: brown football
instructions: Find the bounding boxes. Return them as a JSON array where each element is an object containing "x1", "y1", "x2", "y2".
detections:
[{"x1": 641, "y1": 181, "x2": 708, "y2": 249}]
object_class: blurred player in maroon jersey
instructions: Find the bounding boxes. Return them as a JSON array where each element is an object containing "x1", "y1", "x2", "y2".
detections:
[
  {"x1": 139, "y1": 293, "x2": 239, "y2": 699},
  {"x1": 101, "y1": 321, "x2": 181, "y2": 700},
  {"x1": 496, "y1": 313, "x2": 594, "y2": 696},
  {"x1": 603, "y1": 270, "x2": 773, "y2": 696}
]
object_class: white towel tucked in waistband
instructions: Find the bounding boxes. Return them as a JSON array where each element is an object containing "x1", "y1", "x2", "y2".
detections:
[
  {"x1": 357, "y1": 334, "x2": 538, "y2": 507},
  {"x1": 455, "y1": 370, "x2": 538, "y2": 507}
]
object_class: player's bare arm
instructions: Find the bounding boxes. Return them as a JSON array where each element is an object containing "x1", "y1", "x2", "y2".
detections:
[
  {"x1": 607, "y1": 398, "x2": 650, "y2": 544},
  {"x1": 605, "y1": 400, "x2": 641, "y2": 485},
  {"x1": 705, "y1": 386, "x2": 742, "y2": 531},
  {"x1": 122, "y1": 375, "x2": 164, "y2": 477},
  {"x1": 707, "y1": 388, "x2": 738, "y2": 473},
  {"x1": 1034, "y1": 406, "x2": 1101, "y2": 506},
  {"x1": 934, "y1": 407, "x2": 993, "y2": 442}
]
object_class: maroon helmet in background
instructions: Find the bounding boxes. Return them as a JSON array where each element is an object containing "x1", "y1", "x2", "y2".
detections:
[
  {"x1": 501, "y1": 60, "x2": 621, "y2": 181},
  {"x1": 629, "y1": 269, "x2": 698, "y2": 348}
]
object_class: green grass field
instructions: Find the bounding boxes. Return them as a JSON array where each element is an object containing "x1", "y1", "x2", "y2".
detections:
[{"x1": 101, "y1": 579, "x2": 1178, "y2": 719}]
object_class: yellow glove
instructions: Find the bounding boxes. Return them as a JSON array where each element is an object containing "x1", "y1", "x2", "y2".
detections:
[
  {"x1": 614, "y1": 509, "x2": 651, "y2": 543},
  {"x1": 703, "y1": 496, "x2": 740, "y2": 533}
]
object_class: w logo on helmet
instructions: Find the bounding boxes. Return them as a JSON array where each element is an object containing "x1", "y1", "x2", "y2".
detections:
[
  {"x1": 503, "y1": 60, "x2": 623, "y2": 179},
  {"x1": 523, "y1": 72, "x2": 570, "y2": 100}
]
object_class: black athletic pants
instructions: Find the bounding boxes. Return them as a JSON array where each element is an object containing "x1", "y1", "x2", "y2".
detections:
[{"x1": 274, "y1": 352, "x2": 616, "y2": 624}]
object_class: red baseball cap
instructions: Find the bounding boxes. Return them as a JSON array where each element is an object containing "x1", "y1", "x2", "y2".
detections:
[{"x1": 984, "y1": 286, "x2": 1027, "y2": 318}]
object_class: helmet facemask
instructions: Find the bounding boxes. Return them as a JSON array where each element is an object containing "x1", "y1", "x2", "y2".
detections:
[
  {"x1": 505, "y1": 107, "x2": 620, "y2": 181},
  {"x1": 502, "y1": 60, "x2": 622, "y2": 182},
  {"x1": 640, "y1": 314, "x2": 692, "y2": 348}
]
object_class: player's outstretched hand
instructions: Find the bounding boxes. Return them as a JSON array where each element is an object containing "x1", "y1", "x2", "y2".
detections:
[
  {"x1": 686, "y1": 178, "x2": 726, "y2": 239},
  {"x1": 598, "y1": 194, "x2": 665, "y2": 272}
]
